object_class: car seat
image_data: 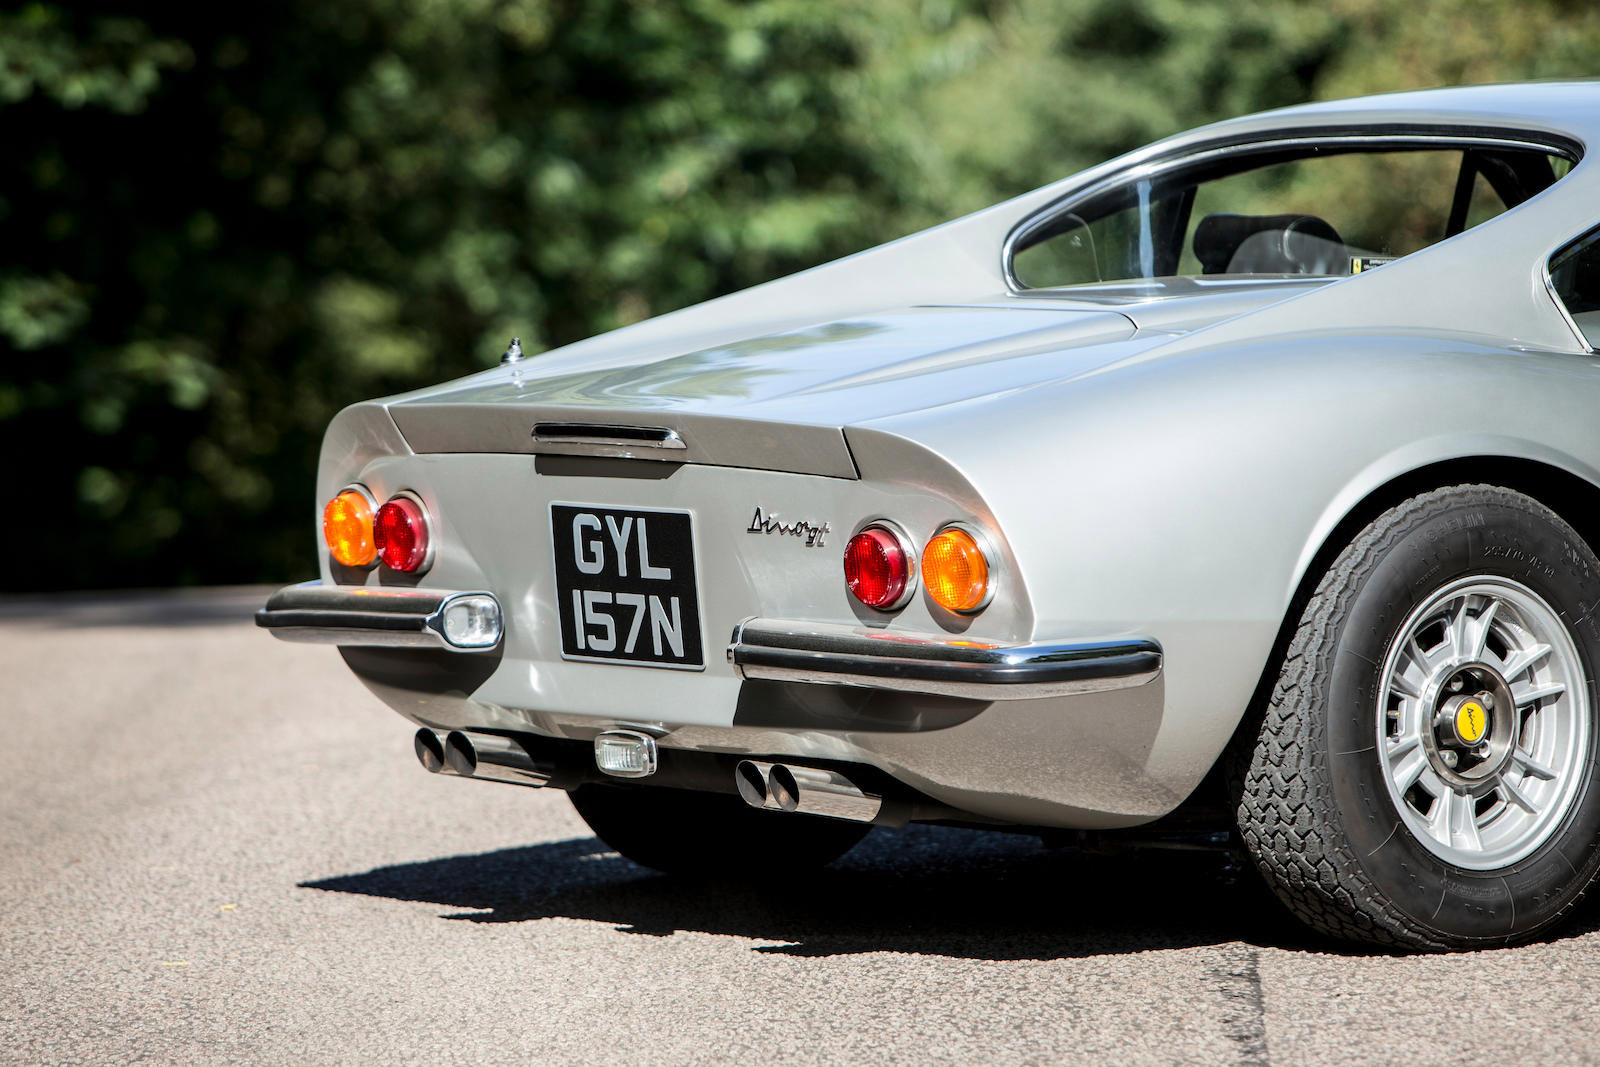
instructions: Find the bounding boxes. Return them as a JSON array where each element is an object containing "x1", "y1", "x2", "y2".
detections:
[{"x1": 1193, "y1": 213, "x2": 1345, "y2": 275}]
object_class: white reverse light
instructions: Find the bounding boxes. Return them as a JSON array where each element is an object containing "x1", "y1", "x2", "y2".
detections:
[
  {"x1": 594, "y1": 730, "x2": 658, "y2": 778},
  {"x1": 438, "y1": 594, "x2": 502, "y2": 649}
]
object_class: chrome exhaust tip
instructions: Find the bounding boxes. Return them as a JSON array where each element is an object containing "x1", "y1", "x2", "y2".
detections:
[
  {"x1": 400, "y1": 729, "x2": 557, "y2": 788},
  {"x1": 414, "y1": 728, "x2": 448, "y2": 773},
  {"x1": 768, "y1": 764, "x2": 802, "y2": 813},
  {"x1": 733, "y1": 760, "x2": 881, "y2": 823},
  {"x1": 443, "y1": 730, "x2": 484, "y2": 777},
  {"x1": 735, "y1": 760, "x2": 769, "y2": 808},
  {"x1": 443, "y1": 730, "x2": 551, "y2": 787}
]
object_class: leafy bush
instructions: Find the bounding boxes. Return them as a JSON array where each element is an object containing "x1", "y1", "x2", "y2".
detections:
[{"x1": 2, "y1": 0, "x2": 1594, "y2": 589}]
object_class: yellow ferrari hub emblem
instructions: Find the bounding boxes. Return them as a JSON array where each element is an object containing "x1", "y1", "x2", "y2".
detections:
[{"x1": 1456, "y1": 701, "x2": 1488, "y2": 745}]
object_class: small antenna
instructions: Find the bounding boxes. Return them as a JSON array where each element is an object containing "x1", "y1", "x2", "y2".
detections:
[{"x1": 501, "y1": 336, "x2": 524, "y2": 364}]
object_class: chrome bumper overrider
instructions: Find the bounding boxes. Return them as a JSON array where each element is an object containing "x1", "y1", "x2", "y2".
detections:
[
  {"x1": 727, "y1": 618, "x2": 1161, "y2": 700},
  {"x1": 255, "y1": 580, "x2": 502, "y2": 652}
]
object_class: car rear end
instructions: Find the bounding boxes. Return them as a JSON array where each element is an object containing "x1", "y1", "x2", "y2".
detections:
[{"x1": 258, "y1": 377, "x2": 1166, "y2": 832}]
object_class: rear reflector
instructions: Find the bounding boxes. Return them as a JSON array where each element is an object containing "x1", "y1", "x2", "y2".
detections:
[
  {"x1": 844, "y1": 524, "x2": 912, "y2": 610},
  {"x1": 375, "y1": 495, "x2": 431, "y2": 573},
  {"x1": 323, "y1": 489, "x2": 376, "y2": 567}
]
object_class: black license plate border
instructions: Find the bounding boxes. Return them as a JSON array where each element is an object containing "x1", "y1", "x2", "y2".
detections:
[{"x1": 549, "y1": 500, "x2": 708, "y2": 672}]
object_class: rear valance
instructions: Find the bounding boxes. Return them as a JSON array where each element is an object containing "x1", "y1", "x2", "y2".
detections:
[{"x1": 388, "y1": 403, "x2": 859, "y2": 479}]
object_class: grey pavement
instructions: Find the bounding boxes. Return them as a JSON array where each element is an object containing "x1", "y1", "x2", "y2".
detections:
[{"x1": 3, "y1": 588, "x2": 1599, "y2": 1064}]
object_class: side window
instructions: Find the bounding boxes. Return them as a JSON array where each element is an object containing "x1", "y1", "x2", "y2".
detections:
[
  {"x1": 1175, "y1": 150, "x2": 1461, "y2": 273},
  {"x1": 1010, "y1": 187, "x2": 1190, "y2": 288},
  {"x1": 1549, "y1": 230, "x2": 1600, "y2": 349},
  {"x1": 1011, "y1": 142, "x2": 1572, "y2": 291}
]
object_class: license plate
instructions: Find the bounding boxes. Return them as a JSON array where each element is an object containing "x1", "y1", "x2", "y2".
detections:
[{"x1": 551, "y1": 504, "x2": 705, "y2": 670}]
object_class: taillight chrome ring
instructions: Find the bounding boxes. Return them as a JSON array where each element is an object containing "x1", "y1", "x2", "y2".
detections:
[
  {"x1": 375, "y1": 489, "x2": 436, "y2": 575},
  {"x1": 337, "y1": 483, "x2": 377, "y2": 507},
  {"x1": 922, "y1": 520, "x2": 997, "y2": 614},
  {"x1": 846, "y1": 519, "x2": 918, "y2": 612}
]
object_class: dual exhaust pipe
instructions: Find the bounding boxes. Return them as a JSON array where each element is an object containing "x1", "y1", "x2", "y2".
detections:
[
  {"x1": 417, "y1": 728, "x2": 884, "y2": 825},
  {"x1": 735, "y1": 760, "x2": 883, "y2": 824},
  {"x1": 414, "y1": 728, "x2": 552, "y2": 788}
]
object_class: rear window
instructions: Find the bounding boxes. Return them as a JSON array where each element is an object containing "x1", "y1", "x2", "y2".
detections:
[{"x1": 1012, "y1": 143, "x2": 1573, "y2": 290}]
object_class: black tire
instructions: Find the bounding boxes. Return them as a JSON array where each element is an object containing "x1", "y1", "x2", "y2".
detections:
[
  {"x1": 1235, "y1": 484, "x2": 1600, "y2": 949},
  {"x1": 569, "y1": 783, "x2": 872, "y2": 877}
]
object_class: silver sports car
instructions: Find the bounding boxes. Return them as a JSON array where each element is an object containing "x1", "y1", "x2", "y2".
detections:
[{"x1": 259, "y1": 82, "x2": 1600, "y2": 950}]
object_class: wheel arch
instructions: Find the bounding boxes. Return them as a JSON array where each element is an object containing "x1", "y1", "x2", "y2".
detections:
[{"x1": 1248, "y1": 453, "x2": 1600, "y2": 725}]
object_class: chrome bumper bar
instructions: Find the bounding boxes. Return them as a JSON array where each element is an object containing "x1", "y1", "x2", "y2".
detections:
[
  {"x1": 727, "y1": 618, "x2": 1161, "y2": 700},
  {"x1": 255, "y1": 581, "x2": 502, "y2": 652}
]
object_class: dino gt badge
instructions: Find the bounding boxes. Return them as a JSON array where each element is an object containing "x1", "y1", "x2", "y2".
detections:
[{"x1": 747, "y1": 505, "x2": 830, "y2": 547}]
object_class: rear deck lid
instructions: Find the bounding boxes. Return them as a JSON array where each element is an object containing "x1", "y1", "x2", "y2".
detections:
[{"x1": 389, "y1": 305, "x2": 1142, "y2": 477}]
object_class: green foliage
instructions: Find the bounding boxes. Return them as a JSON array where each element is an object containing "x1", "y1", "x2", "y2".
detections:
[
  {"x1": 2, "y1": 0, "x2": 1597, "y2": 589},
  {"x1": 0, "y1": 3, "x2": 191, "y2": 111},
  {"x1": 0, "y1": 274, "x2": 90, "y2": 350}
]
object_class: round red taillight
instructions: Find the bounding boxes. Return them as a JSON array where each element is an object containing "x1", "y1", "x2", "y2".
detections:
[
  {"x1": 374, "y1": 495, "x2": 431, "y2": 573},
  {"x1": 844, "y1": 524, "x2": 912, "y2": 610}
]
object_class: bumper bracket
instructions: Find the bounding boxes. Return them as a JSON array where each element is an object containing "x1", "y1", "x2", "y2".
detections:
[{"x1": 255, "y1": 580, "x2": 502, "y2": 653}]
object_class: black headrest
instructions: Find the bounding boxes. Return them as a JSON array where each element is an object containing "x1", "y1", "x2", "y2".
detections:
[{"x1": 1193, "y1": 213, "x2": 1344, "y2": 275}]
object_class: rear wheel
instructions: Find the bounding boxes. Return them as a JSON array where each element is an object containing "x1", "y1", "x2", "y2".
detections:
[
  {"x1": 569, "y1": 783, "x2": 872, "y2": 877},
  {"x1": 1236, "y1": 484, "x2": 1600, "y2": 949}
]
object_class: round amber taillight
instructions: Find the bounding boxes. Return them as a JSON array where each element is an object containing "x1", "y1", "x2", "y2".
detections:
[
  {"x1": 323, "y1": 489, "x2": 376, "y2": 567},
  {"x1": 374, "y1": 495, "x2": 431, "y2": 573},
  {"x1": 921, "y1": 525, "x2": 992, "y2": 613},
  {"x1": 844, "y1": 525, "x2": 911, "y2": 610}
]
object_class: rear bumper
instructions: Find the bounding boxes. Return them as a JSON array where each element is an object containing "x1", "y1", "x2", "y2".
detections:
[
  {"x1": 273, "y1": 581, "x2": 1172, "y2": 827},
  {"x1": 728, "y1": 618, "x2": 1160, "y2": 700},
  {"x1": 255, "y1": 581, "x2": 502, "y2": 652},
  {"x1": 258, "y1": 581, "x2": 1160, "y2": 698}
]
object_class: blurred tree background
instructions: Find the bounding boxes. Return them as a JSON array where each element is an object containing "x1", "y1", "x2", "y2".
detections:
[{"x1": 2, "y1": 0, "x2": 1597, "y2": 590}]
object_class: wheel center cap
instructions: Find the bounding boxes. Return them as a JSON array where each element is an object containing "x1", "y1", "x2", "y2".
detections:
[
  {"x1": 1451, "y1": 698, "x2": 1490, "y2": 746},
  {"x1": 1428, "y1": 666, "x2": 1516, "y2": 787}
]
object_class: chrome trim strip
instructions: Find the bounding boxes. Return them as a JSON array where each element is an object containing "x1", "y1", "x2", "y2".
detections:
[
  {"x1": 1542, "y1": 257, "x2": 1591, "y2": 351},
  {"x1": 255, "y1": 580, "x2": 502, "y2": 652},
  {"x1": 1003, "y1": 129, "x2": 1580, "y2": 293},
  {"x1": 1542, "y1": 231, "x2": 1597, "y2": 353},
  {"x1": 727, "y1": 618, "x2": 1161, "y2": 700},
  {"x1": 531, "y1": 422, "x2": 687, "y2": 459}
]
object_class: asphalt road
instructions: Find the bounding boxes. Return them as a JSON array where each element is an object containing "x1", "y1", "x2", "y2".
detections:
[{"x1": 4, "y1": 588, "x2": 1600, "y2": 1064}]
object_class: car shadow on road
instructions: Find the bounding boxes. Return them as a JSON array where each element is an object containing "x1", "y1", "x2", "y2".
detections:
[{"x1": 299, "y1": 823, "x2": 1378, "y2": 959}]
